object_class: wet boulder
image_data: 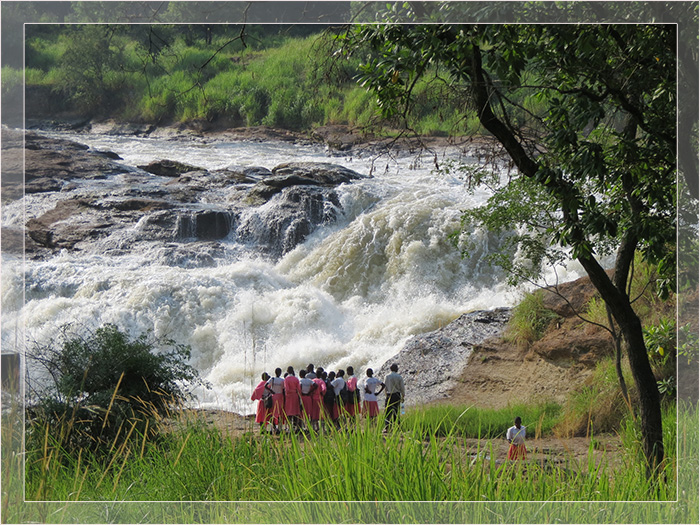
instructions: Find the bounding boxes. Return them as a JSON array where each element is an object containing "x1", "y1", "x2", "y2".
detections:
[
  {"x1": 271, "y1": 161, "x2": 368, "y2": 185},
  {"x1": 138, "y1": 159, "x2": 203, "y2": 177}
]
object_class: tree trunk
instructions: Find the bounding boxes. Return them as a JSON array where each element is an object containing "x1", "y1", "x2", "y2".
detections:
[
  {"x1": 579, "y1": 254, "x2": 664, "y2": 474},
  {"x1": 620, "y1": 316, "x2": 665, "y2": 473}
]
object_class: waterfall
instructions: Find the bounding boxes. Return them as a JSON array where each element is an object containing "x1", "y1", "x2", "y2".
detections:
[{"x1": 2, "y1": 130, "x2": 586, "y2": 413}]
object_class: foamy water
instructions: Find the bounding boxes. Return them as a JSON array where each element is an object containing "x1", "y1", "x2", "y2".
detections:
[{"x1": 2, "y1": 131, "x2": 585, "y2": 413}]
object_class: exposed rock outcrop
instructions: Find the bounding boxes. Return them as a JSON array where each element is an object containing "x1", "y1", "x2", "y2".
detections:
[
  {"x1": 382, "y1": 276, "x2": 621, "y2": 409},
  {"x1": 376, "y1": 308, "x2": 512, "y2": 407},
  {"x1": 137, "y1": 159, "x2": 203, "y2": 177},
  {"x1": 4, "y1": 129, "x2": 368, "y2": 262}
]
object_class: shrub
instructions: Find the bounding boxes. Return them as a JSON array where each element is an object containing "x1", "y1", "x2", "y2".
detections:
[
  {"x1": 504, "y1": 290, "x2": 560, "y2": 347},
  {"x1": 27, "y1": 324, "x2": 208, "y2": 451},
  {"x1": 553, "y1": 357, "x2": 635, "y2": 437}
]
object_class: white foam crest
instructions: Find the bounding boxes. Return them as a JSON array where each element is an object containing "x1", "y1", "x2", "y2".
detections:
[{"x1": 278, "y1": 184, "x2": 504, "y2": 304}]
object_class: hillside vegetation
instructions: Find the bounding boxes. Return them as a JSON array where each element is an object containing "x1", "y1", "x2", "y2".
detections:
[{"x1": 16, "y1": 24, "x2": 488, "y2": 136}]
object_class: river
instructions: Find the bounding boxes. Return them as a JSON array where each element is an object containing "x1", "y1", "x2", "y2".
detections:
[{"x1": 2, "y1": 130, "x2": 586, "y2": 413}]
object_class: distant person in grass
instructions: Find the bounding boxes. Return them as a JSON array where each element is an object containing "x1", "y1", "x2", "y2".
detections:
[
  {"x1": 362, "y1": 368, "x2": 385, "y2": 419},
  {"x1": 251, "y1": 372, "x2": 272, "y2": 432},
  {"x1": 383, "y1": 363, "x2": 405, "y2": 431},
  {"x1": 506, "y1": 416, "x2": 527, "y2": 460}
]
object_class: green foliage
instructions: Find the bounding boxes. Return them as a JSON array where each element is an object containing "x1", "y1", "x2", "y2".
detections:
[
  {"x1": 454, "y1": 176, "x2": 568, "y2": 286},
  {"x1": 27, "y1": 324, "x2": 208, "y2": 451},
  {"x1": 503, "y1": 290, "x2": 560, "y2": 347},
  {"x1": 1, "y1": 66, "x2": 23, "y2": 96},
  {"x1": 554, "y1": 357, "x2": 635, "y2": 437},
  {"x1": 678, "y1": 324, "x2": 699, "y2": 365}
]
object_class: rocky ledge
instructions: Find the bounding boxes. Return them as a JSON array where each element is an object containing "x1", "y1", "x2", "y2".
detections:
[
  {"x1": 383, "y1": 275, "x2": 626, "y2": 409},
  {"x1": 376, "y1": 308, "x2": 513, "y2": 407},
  {"x1": 2, "y1": 128, "x2": 369, "y2": 262}
]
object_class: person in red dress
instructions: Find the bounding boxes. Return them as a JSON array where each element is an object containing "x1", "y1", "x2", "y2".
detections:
[
  {"x1": 506, "y1": 417, "x2": 527, "y2": 460},
  {"x1": 362, "y1": 368, "x2": 385, "y2": 419},
  {"x1": 283, "y1": 366, "x2": 302, "y2": 432},
  {"x1": 265, "y1": 368, "x2": 285, "y2": 434},
  {"x1": 323, "y1": 371, "x2": 336, "y2": 429},
  {"x1": 251, "y1": 372, "x2": 272, "y2": 432}
]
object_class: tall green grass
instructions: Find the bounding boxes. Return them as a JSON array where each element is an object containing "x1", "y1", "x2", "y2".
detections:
[
  {"x1": 23, "y1": 401, "x2": 675, "y2": 503},
  {"x1": 6, "y1": 399, "x2": 696, "y2": 522},
  {"x1": 403, "y1": 401, "x2": 561, "y2": 439}
]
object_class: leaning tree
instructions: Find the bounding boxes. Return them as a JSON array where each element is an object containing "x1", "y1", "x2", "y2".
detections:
[{"x1": 337, "y1": 19, "x2": 679, "y2": 473}]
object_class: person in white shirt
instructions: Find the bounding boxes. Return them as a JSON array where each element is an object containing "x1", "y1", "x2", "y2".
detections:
[
  {"x1": 362, "y1": 368, "x2": 385, "y2": 419},
  {"x1": 506, "y1": 416, "x2": 527, "y2": 460},
  {"x1": 298, "y1": 369, "x2": 316, "y2": 429},
  {"x1": 330, "y1": 369, "x2": 346, "y2": 427},
  {"x1": 265, "y1": 367, "x2": 285, "y2": 434}
]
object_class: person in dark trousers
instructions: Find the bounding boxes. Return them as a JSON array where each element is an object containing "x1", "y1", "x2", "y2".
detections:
[{"x1": 383, "y1": 363, "x2": 405, "y2": 431}]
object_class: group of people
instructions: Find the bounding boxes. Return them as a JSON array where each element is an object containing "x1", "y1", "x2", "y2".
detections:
[
  {"x1": 250, "y1": 362, "x2": 528, "y2": 461},
  {"x1": 250, "y1": 363, "x2": 405, "y2": 434}
]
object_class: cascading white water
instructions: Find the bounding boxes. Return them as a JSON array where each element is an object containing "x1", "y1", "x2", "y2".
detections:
[{"x1": 1, "y1": 131, "x2": 586, "y2": 413}]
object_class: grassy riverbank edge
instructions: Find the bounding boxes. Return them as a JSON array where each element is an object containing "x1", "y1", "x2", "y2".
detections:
[{"x1": 4, "y1": 395, "x2": 695, "y2": 524}]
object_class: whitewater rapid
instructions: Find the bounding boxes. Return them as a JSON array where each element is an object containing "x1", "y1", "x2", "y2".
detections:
[{"x1": 2, "y1": 131, "x2": 587, "y2": 413}]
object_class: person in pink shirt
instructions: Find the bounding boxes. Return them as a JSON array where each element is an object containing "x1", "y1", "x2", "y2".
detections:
[
  {"x1": 298, "y1": 369, "x2": 316, "y2": 429},
  {"x1": 344, "y1": 366, "x2": 360, "y2": 418},
  {"x1": 310, "y1": 367, "x2": 327, "y2": 432},
  {"x1": 265, "y1": 367, "x2": 285, "y2": 434},
  {"x1": 251, "y1": 372, "x2": 272, "y2": 432},
  {"x1": 283, "y1": 366, "x2": 302, "y2": 432}
]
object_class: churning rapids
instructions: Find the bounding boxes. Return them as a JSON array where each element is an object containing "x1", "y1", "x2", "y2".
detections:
[{"x1": 2, "y1": 130, "x2": 586, "y2": 413}]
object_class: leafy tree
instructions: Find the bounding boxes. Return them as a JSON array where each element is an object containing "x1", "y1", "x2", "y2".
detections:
[
  {"x1": 337, "y1": 15, "x2": 684, "y2": 474},
  {"x1": 28, "y1": 324, "x2": 208, "y2": 450},
  {"x1": 54, "y1": 25, "x2": 128, "y2": 114}
]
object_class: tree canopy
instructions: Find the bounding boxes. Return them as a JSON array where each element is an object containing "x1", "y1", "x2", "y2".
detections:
[{"x1": 338, "y1": 19, "x2": 682, "y2": 473}]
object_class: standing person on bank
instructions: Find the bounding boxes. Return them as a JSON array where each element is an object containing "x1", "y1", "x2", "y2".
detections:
[
  {"x1": 299, "y1": 369, "x2": 316, "y2": 429},
  {"x1": 362, "y1": 368, "x2": 385, "y2": 419},
  {"x1": 383, "y1": 363, "x2": 405, "y2": 430},
  {"x1": 310, "y1": 368, "x2": 326, "y2": 432},
  {"x1": 344, "y1": 366, "x2": 360, "y2": 418},
  {"x1": 251, "y1": 372, "x2": 272, "y2": 432},
  {"x1": 331, "y1": 369, "x2": 346, "y2": 427},
  {"x1": 506, "y1": 416, "x2": 527, "y2": 460},
  {"x1": 283, "y1": 366, "x2": 302, "y2": 432},
  {"x1": 265, "y1": 368, "x2": 285, "y2": 434}
]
